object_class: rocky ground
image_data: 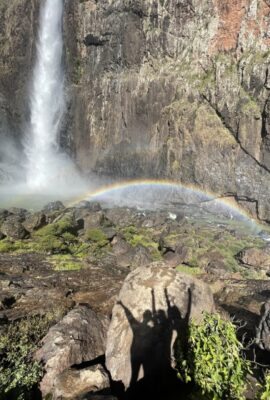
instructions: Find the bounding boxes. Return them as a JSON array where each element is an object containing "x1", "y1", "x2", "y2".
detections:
[{"x1": 0, "y1": 200, "x2": 270, "y2": 399}]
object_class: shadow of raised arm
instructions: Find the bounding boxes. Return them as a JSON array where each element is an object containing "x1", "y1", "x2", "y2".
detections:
[
  {"x1": 165, "y1": 288, "x2": 170, "y2": 309},
  {"x1": 117, "y1": 300, "x2": 137, "y2": 325}
]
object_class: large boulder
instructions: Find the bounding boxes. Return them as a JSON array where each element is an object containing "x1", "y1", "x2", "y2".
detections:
[
  {"x1": 23, "y1": 211, "x2": 47, "y2": 232},
  {"x1": 1, "y1": 215, "x2": 29, "y2": 240},
  {"x1": 105, "y1": 263, "x2": 215, "y2": 389},
  {"x1": 52, "y1": 365, "x2": 110, "y2": 400},
  {"x1": 35, "y1": 306, "x2": 109, "y2": 396},
  {"x1": 0, "y1": 209, "x2": 10, "y2": 225},
  {"x1": 237, "y1": 247, "x2": 270, "y2": 271},
  {"x1": 256, "y1": 300, "x2": 270, "y2": 351},
  {"x1": 43, "y1": 201, "x2": 65, "y2": 212}
]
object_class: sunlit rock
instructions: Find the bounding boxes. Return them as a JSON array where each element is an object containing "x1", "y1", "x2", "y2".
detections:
[
  {"x1": 36, "y1": 306, "x2": 109, "y2": 397},
  {"x1": 106, "y1": 263, "x2": 215, "y2": 389}
]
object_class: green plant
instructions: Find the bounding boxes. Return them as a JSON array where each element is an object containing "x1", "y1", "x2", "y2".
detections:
[
  {"x1": 0, "y1": 312, "x2": 60, "y2": 400},
  {"x1": 258, "y1": 371, "x2": 270, "y2": 400},
  {"x1": 49, "y1": 254, "x2": 82, "y2": 271},
  {"x1": 176, "y1": 264, "x2": 201, "y2": 276},
  {"x1": 176, "y1": 313, "x2": 250, "y2": 400},
  {"x1": 122, "y1": 226, "x2": 162, "y2": 261},
  {"x1": 85, "y1": 228, "x2": 108, "y2": 247},
  {"x1": 32, "y1": 215, "x2": 76, "y2": 253}
]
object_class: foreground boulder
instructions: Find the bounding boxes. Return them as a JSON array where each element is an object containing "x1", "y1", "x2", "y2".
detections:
[
  {"x1": 36, "y1": 306, "x2": 109, "y2": 396},
  {"x1": 106, "y1": 263, "x2": 215, "y2": 389},
  {"x1": 256, "y1": 299, "x2": 270, "y2": 351},
  {"x1": 53, "y1": 365, "x2": 110, "y2": 400}
]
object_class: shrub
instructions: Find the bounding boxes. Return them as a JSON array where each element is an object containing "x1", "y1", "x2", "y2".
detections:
[
  {"x1": 32, "y1": 215, "x2": 76, "y2": 253},
  {"x1": 85, "y1": 228, "x2": 108, "y2": 247},
  {"x1": 176, "y1": 313, "x2": 250, "y2": 400},
  {"x1": 0, "y1": 313, "x2": 60, "y2": 399},
  {"x1": 258, "y1": 371, "x2": 270, "y2": 400}
]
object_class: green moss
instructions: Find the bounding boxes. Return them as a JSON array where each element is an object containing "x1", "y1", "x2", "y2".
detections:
[
  {"x1": 0, "y1": 240, "x2": 15, "y2": 252},
  {"x1": 85, "y1": 228, "x2": 108, "y2": 247},
  {"x1": 69, "y1": 242, "x2": 90, "y2": 258},
  {"x1": 31, "y1": 215, "x2": 77, "y2": 253},
  {"x1": 122, "y1": 226, "x2": 163, "y2": 261},
  {"x1": 197, "y1": 69, "x2": 215, "y2": 91},
  {"x1": 34, "y1": 215, "x2": 74, "y2": 238},
  {"x1": 186, "y1": 255, "x2": 200, "y2": 268},
  {"x1": 176, "y1": 265, "x2": 201, "y2": 276},
  {"x1": 241, "y1": 100, "x2": 260, "y2": 115},
  {"x1": 0, "y1": 215, "x2": 81, "y2": 255},
  {"x1": 0, "y1": 240, "x2": 33, "y2": 253},
  {"x1": 49, "y1": 255, "x2": 82, "y2": 271},
  {"x1": 122, "y1": 225, "x2": 138, "y2": 237},
  {"x1": 162, "y1": 225, "x2": 265, "y2": 275},
  {"x1": 240, "y1": 50, "x2": 270, "y2": 66},
  {"x1": 61, "y1": 232, "x2": 78, "y2": 243}
]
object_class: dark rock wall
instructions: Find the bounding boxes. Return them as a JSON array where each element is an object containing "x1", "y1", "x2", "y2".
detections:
[
  {"x1": 0, "y1": 0, "x2": 39, "y2": 140},
  {"x1": 0, "y1": 0, "x2": 39, "y2": 177},
  {"x1": 65, "y1": 0, "x2": 270, "y2": 221},
  {"x1": 2, "y1": 0, "x2": 270, "y2": 221}
]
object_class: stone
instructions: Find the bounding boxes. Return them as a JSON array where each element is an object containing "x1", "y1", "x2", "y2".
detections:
[
  {"x1": 52, "y1": 365, "x2": 110, "y2": 400},
  {"x1": 132, "y1": 245, "x2": 153, "y2": 268},
  {"x1": 106, "y1": 263, "x2": 215, "y2": 389},
  {"x1": 163, "y1": 251, "x2": 185, "y2": 269},
  {"x1": 82, "y1": 211, "x2": 105, "y2": 230},
  {"x1": 23, "y1": 212, "x2": 47, "y2": 232},
  {"x1": 84, "y1": 34, "x2": 107, "y2": 47},
  {"x1": 0, "y1": 209, "x2": 10, "y2": 225},
  {"x1": 102, "y1": 228, "x2": 117, "y2": 241},
  {"x1": 8, "y1": 207, "x2": 28, "y2": 218},
  {"x1": 237, "y1": 247, "x2": 270, "y2": 270},
  {"x1": 75, "y1": 201, "x2": 102, "y2": 212},
  {"x1": 111, "y1": 235, "x2": 133, "y2": 256},
  {"x1": 43, "y1": 201, "x2": 65, "y2": 212},
  {"x1": 256, "y1": 300, "x2": 270, "y2": 351},
  {"x1": 1, "y1": 215, "x2": 29, "y2": 240},
  {"x1": 215, "y1": 279, "x2": 270, "y2": 339},
  {"x1": 105, "y1": 209, "x2": 137, "y2": 228},
  {"x1": 35, "y1": 306, "x2": 110, "y2": 396}
]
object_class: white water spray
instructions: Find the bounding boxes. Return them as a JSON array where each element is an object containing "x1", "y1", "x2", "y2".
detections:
[{"x1": 24, "y1": 0, "x2": 82, "y2": 193}]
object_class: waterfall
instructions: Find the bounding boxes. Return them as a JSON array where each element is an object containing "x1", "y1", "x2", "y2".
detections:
[{"x1": 24, "y1": 0, "x2": 73, "y2": 191}]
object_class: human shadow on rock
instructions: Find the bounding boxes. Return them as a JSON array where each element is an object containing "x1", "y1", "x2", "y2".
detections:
[{"x1": 115, "y1": 288, "x2": 192, "y2": 400}]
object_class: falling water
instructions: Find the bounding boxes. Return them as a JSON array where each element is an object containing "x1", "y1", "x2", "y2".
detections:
[{"x1": 24, "y1": 0, "x2": 72, "y2": 191}]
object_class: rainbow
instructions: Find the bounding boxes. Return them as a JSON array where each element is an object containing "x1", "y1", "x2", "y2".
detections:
[{"x1": 69, "y1": 178, "x2": 262, "y2": 228}]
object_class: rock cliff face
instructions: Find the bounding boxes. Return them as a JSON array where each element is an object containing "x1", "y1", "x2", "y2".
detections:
[
  {"x1": 2, "y1": 0, "x2": 270, "y2": 221},
  {"x1": 0, "y1": 0, "x2": 39, "y2": 179},
  {"x1": 65, "y1": 0, "x2": 270, "y2": 221}
]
